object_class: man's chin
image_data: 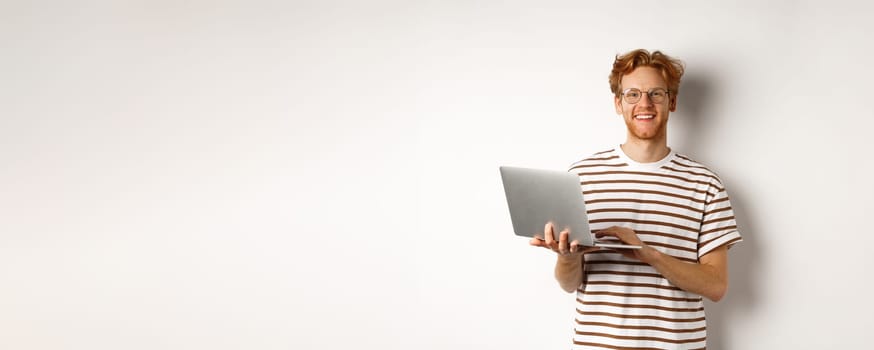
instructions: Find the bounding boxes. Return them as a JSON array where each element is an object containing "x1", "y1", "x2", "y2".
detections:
[
  {"x1": 624, "y1": 119, "x2": 666, "y2": 140},
  {"x1": 628, "y1": 129, "x2": 665, "y2": 141}
]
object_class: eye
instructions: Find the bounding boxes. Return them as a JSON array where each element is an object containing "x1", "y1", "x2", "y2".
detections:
[
  {"x1": 650, "y1": 90, "x2": 665, "y2": 98},
  {"x1": 625, "y1": 90, "x2": 641, "y2": 99}
]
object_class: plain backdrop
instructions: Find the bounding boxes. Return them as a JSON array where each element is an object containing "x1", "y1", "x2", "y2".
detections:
[{"x1": 2, "y1": 1, "x2": 874, "y2": 349}]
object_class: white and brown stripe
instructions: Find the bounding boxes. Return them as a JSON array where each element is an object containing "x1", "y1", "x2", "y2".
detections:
[{"x1": 569, "y1": 148, "x2": 742, "y2": 349}]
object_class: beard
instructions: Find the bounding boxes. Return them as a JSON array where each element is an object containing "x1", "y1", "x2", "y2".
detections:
[{"x1": 624, "y1": 114, "x2": 668, "y2": 141}]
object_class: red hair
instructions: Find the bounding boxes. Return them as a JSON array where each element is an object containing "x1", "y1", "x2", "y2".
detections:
[{"x1": 609, "y1": 49, "x2": 685, "y2": 98}]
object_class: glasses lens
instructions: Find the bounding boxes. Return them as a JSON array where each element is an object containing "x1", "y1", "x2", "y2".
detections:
[
  {"x1": 651, "y1": 89, "x2": 667, "y2": 103},
  {"x1": 624, "y1": 89, "x2": 641, "y2": 103}
]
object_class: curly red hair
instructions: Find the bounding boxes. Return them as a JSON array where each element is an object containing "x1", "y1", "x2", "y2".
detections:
[{"x1": 609, "y1": 49, "x2": 685, "y2": 98}]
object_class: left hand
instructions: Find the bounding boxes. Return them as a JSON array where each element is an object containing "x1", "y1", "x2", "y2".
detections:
[{"x1": 594, "y1": 226, "x2": 657, "y2": 263}]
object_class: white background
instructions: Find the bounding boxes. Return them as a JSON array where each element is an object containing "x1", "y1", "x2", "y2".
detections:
[{"x1": 2, "y1": 1, "x2": 873, "y2": 349}]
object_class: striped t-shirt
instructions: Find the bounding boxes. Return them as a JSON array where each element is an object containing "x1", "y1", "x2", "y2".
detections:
[{"x1": 569, "y1": 147, "x2": 742, "y2": 350}]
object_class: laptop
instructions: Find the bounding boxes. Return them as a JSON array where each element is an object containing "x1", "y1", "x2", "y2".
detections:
[{"x1": 499, "y1": 166, "x2": 641, "y2": 249}]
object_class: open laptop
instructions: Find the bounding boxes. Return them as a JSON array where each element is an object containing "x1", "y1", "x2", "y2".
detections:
[{"x1": 499, "y1": 166, "x2": 641, "y2": 249}]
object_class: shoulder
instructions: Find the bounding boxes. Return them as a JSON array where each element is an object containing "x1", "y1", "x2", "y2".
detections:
[
  {"x1": 568, "y1": 148, "x2": 622, "y2": 171},
  {"x1": 668, "y1": 153, "x2": 727, "y2": 189}
]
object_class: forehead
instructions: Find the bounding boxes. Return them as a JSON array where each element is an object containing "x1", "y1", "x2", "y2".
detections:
[{"x1": 620, "y1": 67, "x2": 667, "y2": 89}]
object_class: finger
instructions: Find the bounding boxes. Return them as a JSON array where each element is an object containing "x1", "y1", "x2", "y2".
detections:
[
  {"x1": 544, "y1": 222, "x2": 556, "y2": 245},
  {"x1": 558, "y1": 230, "x2": 569, "y2": 254},
  {"x1": 595, "y1": 226, "x2": 620, "y2": 234},
  {"x1": 595, "y1": 230, "x2": 617, "y2": 238},
  {"x1": 569, "y1": 240, "x2": 580, "y2": 253},
  {"x1": 529, "y1": 235, "x2": 546, "y2": 247}
]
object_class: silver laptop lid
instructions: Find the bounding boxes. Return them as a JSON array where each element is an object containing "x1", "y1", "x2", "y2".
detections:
[
  {"x1": 499, "y1": 166, "x2": 594, "y2": 245},
  {"x1": 499, "y1": 166, "x2": 642, "y2": 249}
]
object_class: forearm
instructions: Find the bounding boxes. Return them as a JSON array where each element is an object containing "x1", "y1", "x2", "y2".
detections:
[
  {"x1": 646, "y1": 248, "x2": 727, "y2": 302},
  {"x1": 554, "y1": 255, "x2": 584, "y2": 293}
]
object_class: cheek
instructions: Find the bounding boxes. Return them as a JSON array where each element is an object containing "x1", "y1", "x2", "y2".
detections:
[
  {"x1": 658, "y1": 103, "x2": 671, "y2": 114},
  {"x1": 619, "y1": 105, "x2": 633, "y2": 117}
]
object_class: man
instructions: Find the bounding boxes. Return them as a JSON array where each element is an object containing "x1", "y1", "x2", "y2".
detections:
[{"x1": 530, "y1": 49, "x2": 742, "y2": 349}]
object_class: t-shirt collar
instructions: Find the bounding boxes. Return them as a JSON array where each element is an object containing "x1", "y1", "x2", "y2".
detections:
[{"x1": 615, "y1": 144, "x2": 675, "y2": 170}]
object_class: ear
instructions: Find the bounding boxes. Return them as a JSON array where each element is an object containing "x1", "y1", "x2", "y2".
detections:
[
  {"x1": 614, "y1": 95, "x2": 623, "y2": 114},
  {"x1": 669, "y1": 95, "x2": 677, "y2": 112}
]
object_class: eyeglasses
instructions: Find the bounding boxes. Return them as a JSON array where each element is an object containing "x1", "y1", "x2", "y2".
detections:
[{"x1": 621, "y1": 88, "x2": 670, "y2": 104}]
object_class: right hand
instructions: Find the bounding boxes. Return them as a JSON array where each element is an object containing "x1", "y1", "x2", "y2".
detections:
[{"x1": 529, "y1": 222, "x2": 600, "y2": 257}]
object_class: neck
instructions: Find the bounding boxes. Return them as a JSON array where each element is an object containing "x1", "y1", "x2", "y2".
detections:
[{"x1": 621, "y1": 137, "x2": 670, "y2": 163}]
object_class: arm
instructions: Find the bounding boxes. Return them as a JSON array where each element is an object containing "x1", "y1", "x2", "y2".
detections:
[
  {"x1": 554, "y1": 254, "x2": 584, "y2": 293},
  {"x1": 530, "y1": 222, "x2": 600, "y2": 293},
  {"x1": 646, "y1": 245, "x2": 728, "y2": 302},
  {"x1": 596, "y1": 226, "x2": 729, "y2": 302}
]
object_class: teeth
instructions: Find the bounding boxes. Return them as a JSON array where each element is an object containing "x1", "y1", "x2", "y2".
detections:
[{"x1": 635, "y1": 115, "x2": 654, "y2": 119}]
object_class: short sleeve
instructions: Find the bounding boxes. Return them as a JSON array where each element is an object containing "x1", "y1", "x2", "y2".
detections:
[{"x1": 698, "y1": 184, "x2": 743, "y2": 258}]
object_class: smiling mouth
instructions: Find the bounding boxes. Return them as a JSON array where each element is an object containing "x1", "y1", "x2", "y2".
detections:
[{"x1": 634, "y1": 114, "x2": 654, "y2": 120}]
